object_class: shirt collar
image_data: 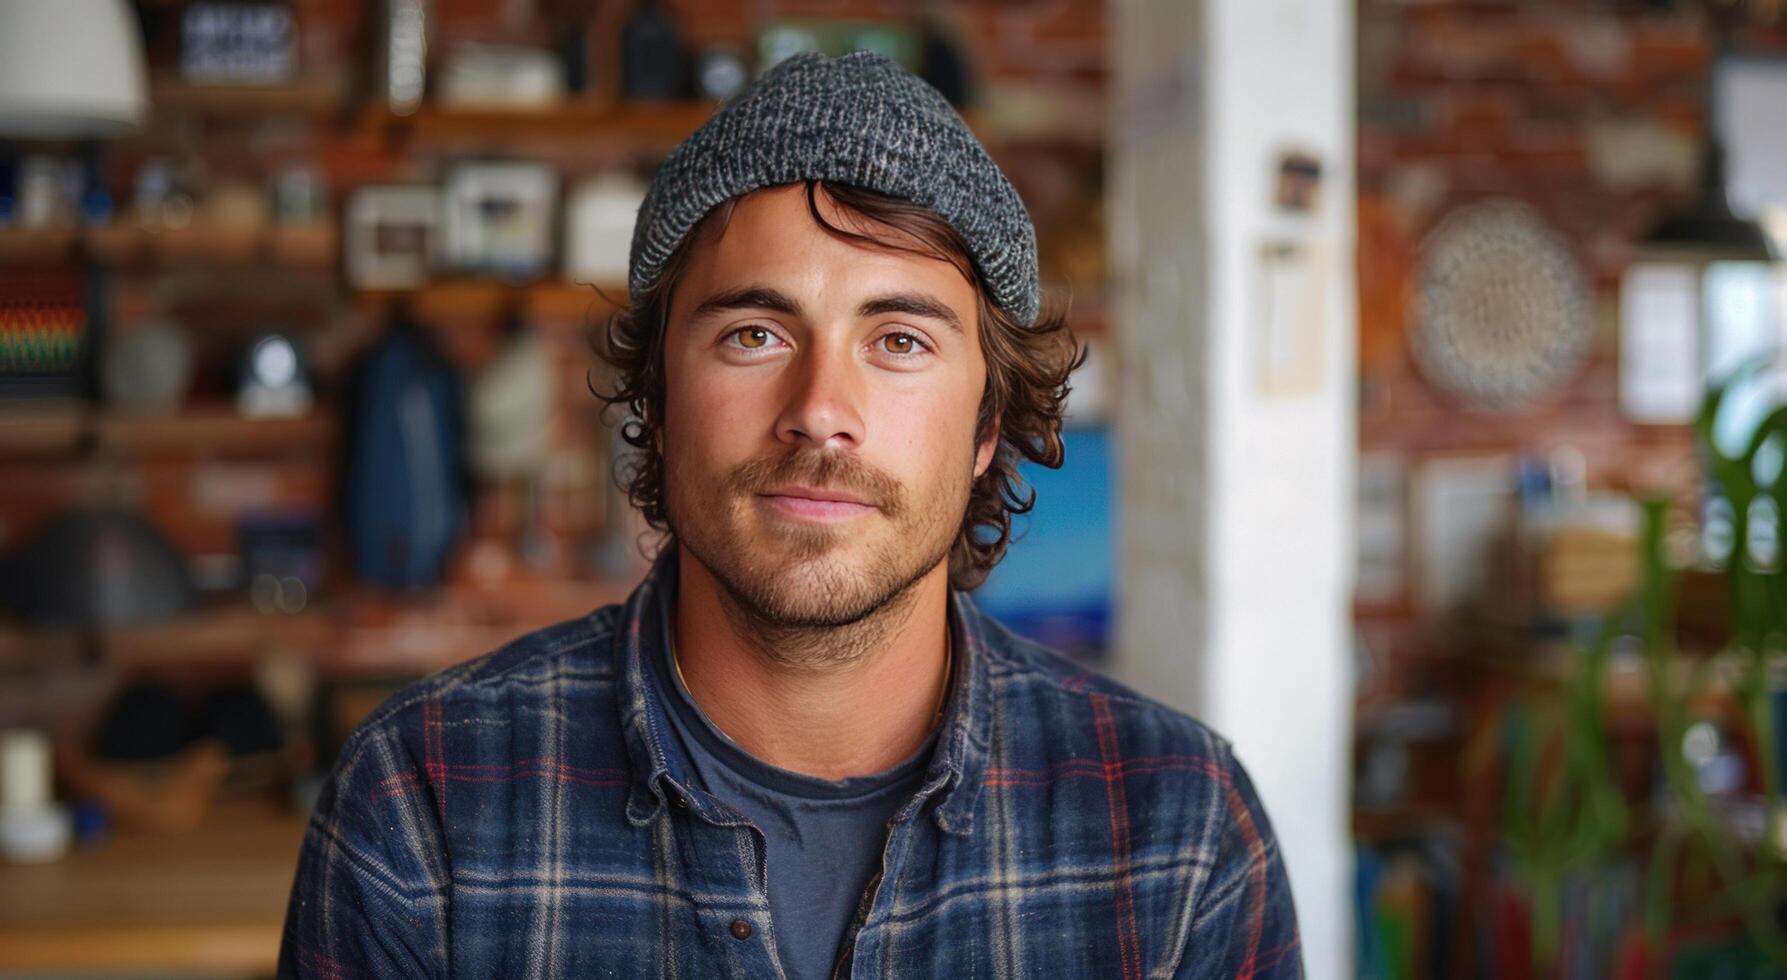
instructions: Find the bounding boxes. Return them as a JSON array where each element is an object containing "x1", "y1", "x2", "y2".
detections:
[{"x1": 616, "y1": 547, "x2": 990, "y2": 837}]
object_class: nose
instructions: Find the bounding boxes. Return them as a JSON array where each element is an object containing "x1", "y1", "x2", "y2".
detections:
[{"x1": 774, "y1": 339, "x2": 865, "y2": 450}]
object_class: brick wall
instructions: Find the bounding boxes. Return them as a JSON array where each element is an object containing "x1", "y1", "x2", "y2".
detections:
[{"x1": 1352, "y1": 3, "x2": 1787, "y2": 644}]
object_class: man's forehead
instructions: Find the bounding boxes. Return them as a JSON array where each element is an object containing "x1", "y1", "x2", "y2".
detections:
[{"x1": 678, "y1": 185, "x2": 979, "y2": 304}]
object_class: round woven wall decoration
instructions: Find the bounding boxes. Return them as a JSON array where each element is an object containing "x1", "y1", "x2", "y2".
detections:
[{"x1": 1410, "y1": 199, "x2": 1591, "y2": 411}]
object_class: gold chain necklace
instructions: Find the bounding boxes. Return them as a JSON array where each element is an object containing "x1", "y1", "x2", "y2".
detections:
[{"x1": 669, "y1": 627, "x2": 954, "y2": 734}]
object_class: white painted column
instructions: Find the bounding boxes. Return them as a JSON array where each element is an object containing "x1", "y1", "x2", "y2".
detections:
[{"x1": 1110, "y1": 0, "x2": 1356, "y2": 974}]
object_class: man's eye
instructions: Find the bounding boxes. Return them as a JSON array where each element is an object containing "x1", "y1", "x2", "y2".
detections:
[
  {"x1": 732, "y1": 327, "x2": 774, "y2": 350},
  {"x1": 880, "y1": 333, "x2": 922, "y2": 355}
]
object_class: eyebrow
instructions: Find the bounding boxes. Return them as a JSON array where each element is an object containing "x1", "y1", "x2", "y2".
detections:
[
  {"x1": 857, "y1": 292, "x2": 964, "y2": 335},
  {"x1": 686, "y1": 284, "x2": 965, "y2": 336},
  {"x1": 688, "y1": 285, "x2": 804, "y2": 321}
]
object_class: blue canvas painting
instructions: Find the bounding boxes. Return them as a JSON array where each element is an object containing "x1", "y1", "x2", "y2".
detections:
[{"x1": 972, "y1": 425, "x2": 1114, "y2": 660}]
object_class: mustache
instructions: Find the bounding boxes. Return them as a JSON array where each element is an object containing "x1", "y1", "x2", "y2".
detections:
[{"x1": 727, "y1": 448, "x2": 905, "y2": 517}]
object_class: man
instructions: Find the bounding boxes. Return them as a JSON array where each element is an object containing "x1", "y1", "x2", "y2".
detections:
[{"x1": 280, "y1": 52, "x2": 1300, "y2": 979}]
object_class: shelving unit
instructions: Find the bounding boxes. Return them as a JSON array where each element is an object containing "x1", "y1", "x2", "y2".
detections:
[
  {"x1": 148, "y1": 74, "x2": 348, "y2": 116},
  {"x1": 0, "y1": 406, "x2": 335, "y2": 461},
  {"x1": 0, "y1": 223, "x2": 336, "y2": 270},
  {"x1": 0, "y1": 7, "x2": 1112, "y2": 688},
  {"x1": 361, "y1": 100, "x2": 717, "y2": 152},
  {"x1": 0, "y1": 570, "x2": 630, "y2": 675}
]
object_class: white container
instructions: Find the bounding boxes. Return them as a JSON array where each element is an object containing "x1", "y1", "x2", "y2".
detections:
[{"x1": 0, "y1": 730, "x2": 71, "y2": 863}]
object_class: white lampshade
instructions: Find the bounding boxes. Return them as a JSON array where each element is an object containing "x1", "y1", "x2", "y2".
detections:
[{"x1": 0, "y1": 0, "x2": 147, "y2": 139}]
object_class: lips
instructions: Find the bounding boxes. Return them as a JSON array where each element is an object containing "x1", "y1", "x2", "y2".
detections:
[
  {"x1": 726, "y1": 450, "x2": 904, "y2": 520},
  {"x1": 757, "y1": 486, "x2": 878, "y2": 521},
  {"x1": 761, "y1": 485, "x2": 872, "y2": 506}
]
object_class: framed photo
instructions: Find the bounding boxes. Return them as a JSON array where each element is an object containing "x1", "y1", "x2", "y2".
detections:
[
  {"x1": 181, "y1": 2, "x2": 297, "y2": 83},
  {"x1": 1253, "y1": 239, "x2": 1327, "y2": 398},
  {"x1": 1411, "y1": 454, "x2": 1517, "y2": 617},
  {"x1": 442, "y1": 162, "x2": 558, "y2": 280},
  {"x1": 345, "y1": 185, "x2": 439, "y2": 290},
  {"x1": 1355, "y1": 452, "x2": 1406, "y2": 606}
]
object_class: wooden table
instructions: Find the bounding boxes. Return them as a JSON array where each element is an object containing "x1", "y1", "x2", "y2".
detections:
[{"x1": 0, "y1": 800, "x2": 308, "y2": 975}]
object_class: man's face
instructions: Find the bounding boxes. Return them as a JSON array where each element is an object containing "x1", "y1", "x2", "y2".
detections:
[{"x1": 660, "y1": 183, "x2": 995, "y2": 633}]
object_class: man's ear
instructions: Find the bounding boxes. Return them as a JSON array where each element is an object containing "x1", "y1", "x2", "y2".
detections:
[{"x1": 973, "y1": 417, "x2": 1000, "y2": 479}]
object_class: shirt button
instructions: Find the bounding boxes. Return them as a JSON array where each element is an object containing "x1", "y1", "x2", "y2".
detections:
[{"x1": 729, "y1": 918, "x2": 753, "y2": 940}]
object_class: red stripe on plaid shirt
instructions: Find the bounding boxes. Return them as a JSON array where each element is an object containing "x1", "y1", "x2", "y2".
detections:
[
  {"x1": 424, "y1": 698, "x2": 447, "y2": 826},
  {"x1": 983, "y1": 754, "x2": 1231, "y2": 787},
  {"x1": 1226, "y1": 781, "x2": 1269, "y2": 979},
  {"x1": 1091, "y1": 693, "x2": 1144, "y2": 980},
  {"x1": 373, "y1": 760, "x2": 630, "y2": 799},
  {"x1": 296, "y1": 944, "x2": 350, "y2": 979}
]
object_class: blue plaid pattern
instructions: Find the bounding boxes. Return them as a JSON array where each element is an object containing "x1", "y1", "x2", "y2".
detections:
[{"x1": 278, "y1": 557, "x2": 1302, "y2": 978}]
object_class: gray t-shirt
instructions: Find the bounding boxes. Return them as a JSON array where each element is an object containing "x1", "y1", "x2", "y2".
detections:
[{"x1": 649, "y1": 632, "x2": 937, "y2": 980}]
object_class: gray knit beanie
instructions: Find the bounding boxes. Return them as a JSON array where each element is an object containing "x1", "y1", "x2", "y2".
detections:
[{"x1": 628, "y1": 51, "x2": 1041, "y2": 326}]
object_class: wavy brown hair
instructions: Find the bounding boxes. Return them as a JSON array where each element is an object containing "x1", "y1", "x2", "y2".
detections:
[{"x1": 593, "y1": 179, "x2": 1082, "y2": 590}]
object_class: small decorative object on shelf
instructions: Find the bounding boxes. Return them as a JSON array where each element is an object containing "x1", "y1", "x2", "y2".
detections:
[
  {"x1": 17, "y1": 154, "x2": 73, "y2": 229},
  {"x1": 345, "y1": 184, "x2": 438, "y2": 289},
  {"x1": 198, "y1": 180, "x2": 270, "y2": 236},
  {"x1": 131, "y1": 158, "x2": 196, "y2": 230},
  {"x1": 695, "y1": 46, "x2": 749, "y2": 101},
  {"x1": 442, "y1": 161, "x2": 557, "y2": 281},
  {"x1": 470, "y1": 320, "x2": 557, "y2": 567},
  {"x1": 239, "y1": 511, "x2": 323, "y2": 614},
  {"x1": 0, "y1": 151, "x2": 17, "y2": 226},
  {"x1": 469, "y1": 323, "x2": 554, "y2": 483},
  {"x1": 102, "y1": 319, "x2": 192, "y2": 415},
  {"x1": 77, "y1": 148, "x2": 114, "y2": 227},
  {"x1": 381, "y1": 0, "x2": 428, "y2": 116},
  {"x1": 0, "y1": 730, "x2": 71, "y2": 864},
  {"x1": 0, "y1": 270, "x2": 85, "y2": 401},
  {"x1": 269, "y1": 165, "x2": 328, "y2": 225},
  {"x1": 564, "y1": 171, "x2": 645, "y2": 285},
  {"x1": 439, "y1": 43, "x2": 565, "y2": 109},
  {"x1": 918, "y1": 18, "x2": 971, "y2": 107},
  {"x1": 621, "y1": 0, "x2": 686, "y2": 100},
  {"x1": 236, "y1": 332, "x2": 311, "y2": 419},
  {"x1": 758, "y1": 21, "x2": 920, "y2": 73}
]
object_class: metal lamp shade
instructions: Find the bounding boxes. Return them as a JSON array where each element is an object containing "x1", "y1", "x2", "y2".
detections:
[{"x1": 0, "y1": 508, "x2": 196, "y2": 630}]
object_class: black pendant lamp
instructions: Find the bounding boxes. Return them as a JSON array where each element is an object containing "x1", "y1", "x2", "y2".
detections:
[{"x1": 1642, "y1": 5, "x2": 1776, "y2": 260}]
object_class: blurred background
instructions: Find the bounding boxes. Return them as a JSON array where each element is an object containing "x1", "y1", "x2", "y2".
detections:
[{"x1": 0, "y1": 0, "x2": 1785, "y2": 977}]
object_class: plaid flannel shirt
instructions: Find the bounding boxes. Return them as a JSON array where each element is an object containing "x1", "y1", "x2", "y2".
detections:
[{"x1": 278, "y1": 555, "x2": 1302, "y2": 978}]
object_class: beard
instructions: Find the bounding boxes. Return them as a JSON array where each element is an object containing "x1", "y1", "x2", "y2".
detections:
[{"x1": 664, "y1": 442, "x2": 971, "y2": 663}]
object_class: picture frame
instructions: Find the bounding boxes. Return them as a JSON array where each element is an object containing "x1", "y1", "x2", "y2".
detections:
[
  {"x1": 345, "y1": 185, "x2": 439, "y2": 290},
  {"x1": 442, "y1": 162, "x2": 559, "y2": 281},
  {"x1": 180, "y1": 2, "x2": 298, "y2": 84}
]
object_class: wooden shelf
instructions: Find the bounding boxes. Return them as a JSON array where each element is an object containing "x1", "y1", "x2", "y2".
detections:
[
  {"x1": 0, "y1": 604, "x2": 325, "y2": 669},
  {"x1": 99, "y1": 407, "x2": 334, "y2": 457},
  {"x1": 364, "y1": 100, "x2": 716, "y2": 151},
  {"x1": 0, "y1": 223, "x2": 336, "y2": 271},
  {"x1": 104, "y1": 606, "x2": 328, "y2": 669},
  {"x1": 150, "y1": 75, "x2": 348, "y2": 116},
  {"x1": 356, "y1": 102, "x2": 1101, "y2": 153},
  {"x1": 0, "y1": 406, "x2": 335, "y2": 461},
  {"x1": 0, "y1": 227, "x2": 82, "y2": 266},
  {"x1": 87, "y1": 222, "x2": 337, "y2": 270},
  {"x1": 356, "y1": 279, "x2": 625, "y2": 322},
  {"x1": 0, "y1": 574, "x2": 635, "y2": 674},
  {"x1": 0, "y1": 405, "x2": 90, "y2": 459}
]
